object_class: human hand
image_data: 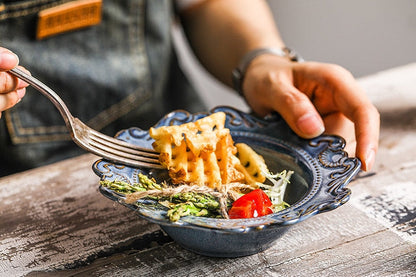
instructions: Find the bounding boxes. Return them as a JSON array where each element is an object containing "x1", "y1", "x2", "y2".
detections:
[
  {"x1": 0, "y1": 47, "x2": 28, "y2": 118},
  {"x1": 242, "y1": 55, "x2": 379, "y2": 171}
]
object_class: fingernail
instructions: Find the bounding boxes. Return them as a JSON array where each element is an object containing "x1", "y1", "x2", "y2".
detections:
[
  {"x1": 17, "y1": 88, "x2": 26, "y2": 99},
  {"x1": 0, "y1": 51, "x2": 19, "y2": 66},
  {"x1": 364, "y1": 149, "x2": 375, "y2": 171},
  {"x1": 296, "y1": 113, "x2": 325, "y2": 138}
]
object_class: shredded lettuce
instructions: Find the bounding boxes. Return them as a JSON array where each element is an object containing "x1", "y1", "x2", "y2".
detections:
[{"x1": 258, "y1": 170, "x2": 293, "y2": 213}]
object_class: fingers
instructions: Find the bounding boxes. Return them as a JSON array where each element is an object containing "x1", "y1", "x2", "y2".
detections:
[
  {"x1": 0, "y1": 70, "x2": 22, "y2": 94},
  {"x1": 351, "y1": 104, "x2": 379, "y2": 171},
  {"x1": 0, "y1": 88, "x2": 23, "y2": 115},
  {"x1": 0, "y1": 82, "x2": 26, "y2": 114},
  {"x1": 0, "y1": 48, "x2": 28, "y2": 115},
  {"x1": 0, "y1": 48, "x2": 25, "y2": 94},
  {"x1": 242, "y1": 59, "x2": 325, "y2": 138},
  {"x1": 0, "y1": 65, "x2": 28, "y2": 98},
  {"x1": 243, "y1": 58, "x2": 379, "y2": 171},
  {"x1": 323, "y1": 112, "x2": 356, "y2": 155},
  {"x1": 271, "y1": 83, "x2": 325, "y2": 138},
  {"x1": 314, "y1": 63, "x2": 380, "y2": 171}
]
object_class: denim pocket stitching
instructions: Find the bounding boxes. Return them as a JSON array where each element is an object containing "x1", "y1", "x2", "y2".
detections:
[
  {"x1": 5, "y1": 110, "x2": 71, "y2": 143},
  {"x1": 6, "y1": 0, "x2": 154, "y2": 144}
]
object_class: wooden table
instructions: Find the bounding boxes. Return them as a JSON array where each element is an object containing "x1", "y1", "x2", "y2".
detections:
[{"x1": 1, "y1": 64, "x2": 416, "y2": 276}]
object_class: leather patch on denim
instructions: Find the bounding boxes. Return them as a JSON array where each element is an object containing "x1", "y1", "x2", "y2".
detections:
[{"x1": 37, "y1": 0, "x2": 102, "y2": 40}]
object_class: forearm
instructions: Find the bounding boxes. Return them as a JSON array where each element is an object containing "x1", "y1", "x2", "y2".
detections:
[{"x1": 179, "y1": 0, "x2": 285, "y2": 86}]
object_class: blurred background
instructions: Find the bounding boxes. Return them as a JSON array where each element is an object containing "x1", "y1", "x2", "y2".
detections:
[{"x1": 174, "y1": 0, "x2": 416, "y2": 111}]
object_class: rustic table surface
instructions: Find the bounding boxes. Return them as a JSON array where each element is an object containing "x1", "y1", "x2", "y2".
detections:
[{"x1": 1, "y1": 64, "x2": 416, "y2": 277}]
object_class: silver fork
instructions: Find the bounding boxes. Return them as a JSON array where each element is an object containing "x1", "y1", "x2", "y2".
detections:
[{"x1": 9, "y1": 67, "x2": 163, "y2": 169}]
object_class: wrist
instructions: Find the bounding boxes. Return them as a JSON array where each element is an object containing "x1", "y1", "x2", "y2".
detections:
[{"x1": 232, "y1": 47, "x2": 303, "y2": 96}]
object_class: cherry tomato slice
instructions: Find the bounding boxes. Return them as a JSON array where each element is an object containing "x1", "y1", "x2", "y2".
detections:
[{"x1": 228, "y1": 189, "x2": 273, "y2": 219}]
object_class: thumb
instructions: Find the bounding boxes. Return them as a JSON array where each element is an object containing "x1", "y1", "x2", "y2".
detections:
[
  {"x1": 0, "y1": 48, "x2": 19, "y2": 70},
  {"x1": 271, "y1": 84, "x2": 325, "y2": 138}
]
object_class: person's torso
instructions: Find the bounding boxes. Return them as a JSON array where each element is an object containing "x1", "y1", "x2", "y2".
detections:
[{"x1": 0, "y1": 0, "x2": 205, "y2": 175}]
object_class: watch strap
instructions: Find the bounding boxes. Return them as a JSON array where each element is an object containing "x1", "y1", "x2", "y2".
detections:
[{"x1": 232, "y1": 47, "x2": 303, "y2": 96}]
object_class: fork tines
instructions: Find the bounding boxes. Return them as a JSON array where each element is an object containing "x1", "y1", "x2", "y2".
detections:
[{"x1": 84, "y1": 129, "x2": 163, "y2": 169}]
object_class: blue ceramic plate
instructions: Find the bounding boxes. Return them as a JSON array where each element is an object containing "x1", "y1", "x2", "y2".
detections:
[{"x1": 93, "y1": 106, "x2": 361, "y2": 257}]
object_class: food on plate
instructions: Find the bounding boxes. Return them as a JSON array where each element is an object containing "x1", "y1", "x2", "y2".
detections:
[{"x1": 100, "y1": 112, "x2": 293, "y2": 221}]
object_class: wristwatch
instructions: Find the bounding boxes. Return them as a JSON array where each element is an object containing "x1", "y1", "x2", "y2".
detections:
[{"x1": 232, "y1": 47, "x2": 304, "y2": 96}]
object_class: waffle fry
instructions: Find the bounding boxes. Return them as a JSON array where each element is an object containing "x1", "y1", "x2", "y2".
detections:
[
  {"x1": 235, "y1": 143, "x2": 268, "y2": 184},
  {"x1": 149, "y1": 112, "x2": 268, "y2": 189},
  {"x1": 215, "y1": 133, "x2": 245, "y2": 184}
]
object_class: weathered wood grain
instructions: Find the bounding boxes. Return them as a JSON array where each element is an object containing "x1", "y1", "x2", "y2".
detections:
[
  {"x1": 360, "y1": 63, "x2": 416, "y2": 113},
  {"x1": 0, "y1": 154, "x2": 163, "y2": 276},
  {"x1": 25, "y1": 204, "x2": 416, "y2": 277}
]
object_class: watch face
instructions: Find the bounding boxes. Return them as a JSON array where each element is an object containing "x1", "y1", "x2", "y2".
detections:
[
  {"x1": 284, "y1": 47, "x2": 304, "y2": 62},
  {"x1": 231, "y1": 68, "x2": 244, "y2": 96}
]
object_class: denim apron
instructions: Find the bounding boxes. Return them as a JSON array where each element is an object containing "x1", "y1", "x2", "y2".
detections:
[{"x1": 0, "y1": 0, "x2": 205, "y2": 175}]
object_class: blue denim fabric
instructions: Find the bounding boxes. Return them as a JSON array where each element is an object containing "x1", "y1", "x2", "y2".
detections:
[{"x1": 0, "y1": 0, "x2": 205, "y2": 175}]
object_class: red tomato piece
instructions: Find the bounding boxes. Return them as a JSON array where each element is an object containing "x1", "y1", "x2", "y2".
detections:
[
  {"x1": 228, "y1": 189, "x2": 273, "y2": 219},
  {"x1": 228, "y1": 205, "x2": 254, "y2": 219}
]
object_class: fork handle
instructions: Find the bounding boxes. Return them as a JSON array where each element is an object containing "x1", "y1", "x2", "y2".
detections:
[{"x1": 8, "y1": 67, "x2": 76, "y2": 133}]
